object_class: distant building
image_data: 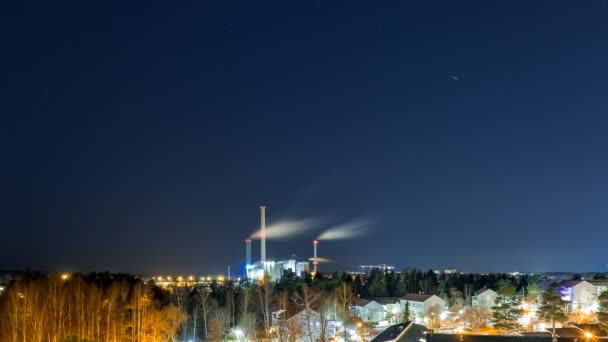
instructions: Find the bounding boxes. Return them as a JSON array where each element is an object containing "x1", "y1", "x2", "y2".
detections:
[
  {"x1": 359, "y1": 264, "x2": 395, "y2": 275},
  {"x1": 472, "y1": 287, "x2": 497, "y2": 312},
  {"x1": 247, "y1": 258, "x2": 310, "y2": 283},
  {"x1": 433, "y1": 269, "x2": 458, "y2": 275},
  {"x1": 281, "y1": 258, "x2": 310, "y2": 277}
]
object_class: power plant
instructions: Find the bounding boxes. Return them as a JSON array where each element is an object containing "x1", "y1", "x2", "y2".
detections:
[{"x1": 245, "y1": 206, "x2": 310, "y2": 282}]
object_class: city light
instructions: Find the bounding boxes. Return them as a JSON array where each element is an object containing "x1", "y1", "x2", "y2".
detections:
[
  {"x1": 585, "y1": 332, "x2": 592, "y2": 339},
  {"x1": 61, "y1": 273, "x2": 70, "y2": 280}
]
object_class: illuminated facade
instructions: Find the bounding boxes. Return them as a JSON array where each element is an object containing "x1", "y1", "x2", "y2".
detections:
[
  {"x1": 472, "y1": 287, "x2": 498, "y2": 312},
  {"x1": 558, "y1": 280, "x2": 608, "y2": 313},
  {"x1": 246, "y1": 258, "x2": 310, "y2": 283}
]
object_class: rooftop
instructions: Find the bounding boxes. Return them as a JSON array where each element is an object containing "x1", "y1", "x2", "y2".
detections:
[
  {"x1": 401, "y1": 293, "x2": 435, "y2": 302},
  {"x1": 371, "y1": 322, "x2": 428, "y2": 342}
]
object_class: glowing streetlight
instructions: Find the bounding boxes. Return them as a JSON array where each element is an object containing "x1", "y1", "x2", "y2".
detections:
[
  {"x1": 585, "y1": 332, "x2": 592, "y2": 339},
  {"x1": 61, "y1": 273, "x2": 70, "y2": 280}
]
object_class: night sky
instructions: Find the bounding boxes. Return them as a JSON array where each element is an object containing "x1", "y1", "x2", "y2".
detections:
[{"x1": 3, "y1": 0, "x2": 608, "y2": 274}]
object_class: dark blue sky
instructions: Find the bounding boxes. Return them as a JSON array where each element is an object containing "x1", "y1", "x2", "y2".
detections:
[{"x1": 3, "y1": 0, "x2": 608, "y2": 274}]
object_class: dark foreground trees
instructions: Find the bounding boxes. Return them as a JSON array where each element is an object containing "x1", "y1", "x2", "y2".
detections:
[
  {"x1": 538, "y1": 282, "x2": 566, "y2": 337},
  {"x1": 0, "y1": 273, "x2": 186, "y2": 342}
]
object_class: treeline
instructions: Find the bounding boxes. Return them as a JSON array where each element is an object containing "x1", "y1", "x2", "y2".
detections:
[
  {"x1": 0, "y1": 269, "x2": 548, "y2": 341},
  {"x1": 355, "y1": 269, "x2": 539, "y2": 305},
  {"x1": 0, "y1": 272, "x2": 186, "y2": 342}
]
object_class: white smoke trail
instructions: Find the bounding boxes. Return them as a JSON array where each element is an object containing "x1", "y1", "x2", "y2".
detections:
[
  {"x1": 308, "y1": 257, "x2": 333, "y2": 263},
  {"x1": 316, "y1": 218, "x2": 373, "y2": 240},
  {"x1": 250, "y1": 218, "x2": 319, "y2": 240}
]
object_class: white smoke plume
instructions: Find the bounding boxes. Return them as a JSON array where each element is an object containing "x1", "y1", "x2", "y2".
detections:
[
  {"x1": 250, "y1": 218, "x2": 319, "y2": 240},
  {"x1": 308, "y1": 257, "x2": 333, "y2": 263},
  {"x1": 316, "y1": 218, "x2": 373, "y2": 240}
]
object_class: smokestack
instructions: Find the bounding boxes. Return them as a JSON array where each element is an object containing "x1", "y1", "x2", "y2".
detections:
[
  {"x1": 313, "y1": 240, "x2": 318, "y2": 274},
  {"x1": 245, "y1": 239, "x2": 252, "y2": 265},
  {"x1": 260, "y1": 206, "x2": 266, "y2": 263}
]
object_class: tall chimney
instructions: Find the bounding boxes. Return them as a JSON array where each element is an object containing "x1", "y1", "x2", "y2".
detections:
[
  {"x1": 260, "y1": 206, "x2": 266, "y2": 263},
  {"x1": 313, "y1": 240, "x2": 318, "y2": 274},
  {"x1": 245, "y1": 239, "x2": 252, "y2": 265}
]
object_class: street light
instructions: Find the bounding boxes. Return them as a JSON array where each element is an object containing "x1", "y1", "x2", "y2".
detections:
[{"x1": 585, "y1": 332, "x2": 592, "y2": 339}]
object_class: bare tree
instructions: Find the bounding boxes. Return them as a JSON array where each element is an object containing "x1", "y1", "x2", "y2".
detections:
[
  {"x1": 239, "y1": 287, "x2": 256, "y2": 339},
  {"x1": 208, "y1": 306, "x2": 231, "y2": 342},
  {"x1": 426, "y1": 304, "x2": 442, "y2": 328},
  {"x1": 334, "y1": 282, "x2": 353, "y2": 337},
  {"x1": 256, "y1": 280, "x2": 275, "y2": 336},
  {"x1": 318, "y1": 293, "x2": 336, "y2": 342},
  {"x1": 293, "y1": 284, "x2": 325, "y2": 342},
  {"x1": 195, "y1": 286, "x2": 215, "y2": 340}
]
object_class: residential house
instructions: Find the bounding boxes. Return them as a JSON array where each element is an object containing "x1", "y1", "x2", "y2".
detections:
[
  {"x1": 472, "y1": 287, "x2": 497, "y2": 312},
  {"x1": 285, "y1": 308, "x2": 322, "y2": 341},
  {"x1": 558, "y1": 280, "x2": 598, "y2": 313},
  {"x1": 373, "y1": 298, "x2": 403, "y2": 323},
  {"x1": 399, "y1": 294, "x2": 446, "y2": 326},
  {"x1": 351, "y1": 298, "x2": 385, "y2": 323}
]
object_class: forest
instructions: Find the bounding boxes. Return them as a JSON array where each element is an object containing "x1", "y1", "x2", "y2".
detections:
[{"x1": 0, "y1": 269, "x2": 541, "y2": 341}]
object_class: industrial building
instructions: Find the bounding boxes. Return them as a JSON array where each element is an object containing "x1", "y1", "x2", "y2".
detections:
[{"x1": 245, "y1": 206, "x2": 311, "y2": 283}]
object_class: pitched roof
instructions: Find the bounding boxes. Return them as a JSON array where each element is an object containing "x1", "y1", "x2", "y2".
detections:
[
  {"x1": 557, "y1": 280, "x2": 584, "y2": 288},
  {"x1": 401, "y1": 293, "x2": 434, "y2": 302},
  {"x1": 476, "y1": 287, "x2": 494, "y2": 295},
  {"x1": 367, "y1": 297, "x2": 401, "y2": 305},
  {"x1": 587, "y1": 280, "x2": 608, "y2": 287},
  {"x1": 371, "y1": 322, "x2": 428, "y2": 342},
  {"x1": 448, "y1": 304, "x2": 466, "y2": 313},
  {"x1": 287, "y1": 308, "x2": 319, "y2": 321},
  {"x1": 352, "y1": 297, "x2": 371, "y2": 306}
]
